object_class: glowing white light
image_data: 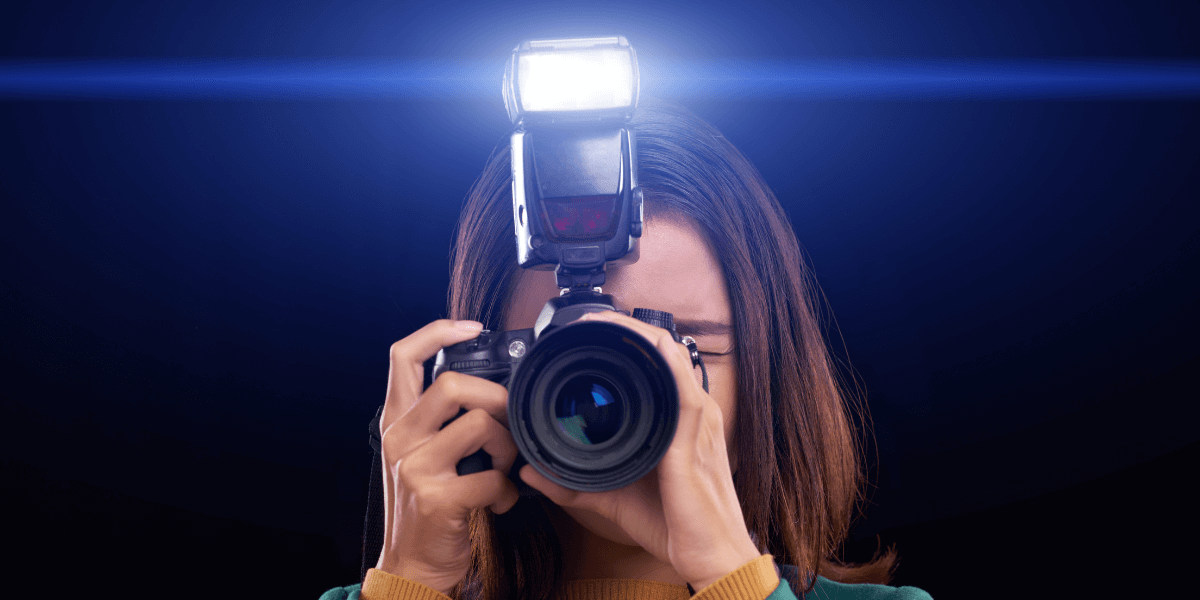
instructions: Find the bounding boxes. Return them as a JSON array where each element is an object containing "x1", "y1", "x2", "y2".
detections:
[{"x1": 517, "y1": 47, "x2": 634, "y2": 112}]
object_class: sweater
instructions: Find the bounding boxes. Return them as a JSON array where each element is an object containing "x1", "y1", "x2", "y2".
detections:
[{"x1": 318, "y1": 555, "x2": 932, "y2": 600}]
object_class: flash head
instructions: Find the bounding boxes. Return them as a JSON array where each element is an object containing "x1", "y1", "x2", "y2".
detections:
[{"x1": 504, "y1": 36, "x2": 640, "y2": 126}]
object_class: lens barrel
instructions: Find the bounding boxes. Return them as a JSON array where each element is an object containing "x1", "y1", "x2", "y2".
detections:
[{"x1": 507, "y1": 320, "x2": 679, "y2": 491}]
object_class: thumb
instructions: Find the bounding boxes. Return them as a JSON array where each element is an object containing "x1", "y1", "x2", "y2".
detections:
[{"x1": 518, "y1": 465, "x2": 609, "y2": 514}]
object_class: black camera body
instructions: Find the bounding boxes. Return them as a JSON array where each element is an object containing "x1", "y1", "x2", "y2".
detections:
[{"x1": 434, "y1": 291, "x2": 683, "y2": 492}]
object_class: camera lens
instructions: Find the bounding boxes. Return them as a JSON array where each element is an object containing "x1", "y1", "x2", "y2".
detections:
[
  {"x1": 554, "y1": 374, "x2": 624, "y2": 445},
  {"x1": 508, "y1": 319, "x2": 679, "y2": 492}
]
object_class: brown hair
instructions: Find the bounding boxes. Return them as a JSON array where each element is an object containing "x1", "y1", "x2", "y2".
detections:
[{"x1": 447, "y1": 100, "x2": 896, "y2": 599}]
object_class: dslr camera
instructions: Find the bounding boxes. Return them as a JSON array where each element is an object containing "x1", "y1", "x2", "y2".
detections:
[{"x1": 433, "y1": 37, "x2": 704, "y2": 492}]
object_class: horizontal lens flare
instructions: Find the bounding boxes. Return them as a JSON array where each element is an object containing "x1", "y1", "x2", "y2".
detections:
[
  {"x1": 517, "y1": 49, "x2": 634, "y2": 112},
  {"x1": 1, "y1": 58, "x2": 1196, "y2": 100},
  {"x1": 0, "y1": 59, "x2": 498, "y2": 100},
  {"x1": 642, "y1": 58, "x2": 1200, "y2": 100}
]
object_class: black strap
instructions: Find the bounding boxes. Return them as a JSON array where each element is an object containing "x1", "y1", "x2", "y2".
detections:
[
  {"x1": 679, "y1": 336, "x2": 709, "y2": 393},
  {"x1": 361, "y1": 405, "x2": 385, "y2": 582}
]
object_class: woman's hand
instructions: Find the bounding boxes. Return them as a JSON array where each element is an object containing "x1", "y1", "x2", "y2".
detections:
[
  {"x1": 375, "y1": 319, "x2": 520, "y2": 596},
  {"x1": 519, "y1": 310, "x2": 763, "y2": 592}
]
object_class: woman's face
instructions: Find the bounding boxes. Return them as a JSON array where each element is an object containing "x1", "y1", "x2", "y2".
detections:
[{"x1": 505, "y1": 215, "x2": 738, "y2": 544}]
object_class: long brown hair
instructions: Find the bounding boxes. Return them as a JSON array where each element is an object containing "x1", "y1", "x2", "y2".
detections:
[{"x1": 446, "y1": 100, "x2": 896, "y2": 599}]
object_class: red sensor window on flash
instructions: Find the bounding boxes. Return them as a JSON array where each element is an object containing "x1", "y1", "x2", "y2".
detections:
[{"x1": 541, "y1": 195, "x2": 620, "y2": 242}]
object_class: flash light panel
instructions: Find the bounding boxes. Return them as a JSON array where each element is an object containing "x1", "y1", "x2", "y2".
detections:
[{"x1": 517, "y1": 47, "x2": 635, "y2": 113}]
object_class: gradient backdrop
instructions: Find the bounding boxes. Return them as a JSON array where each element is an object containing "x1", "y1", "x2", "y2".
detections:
[{"x1": 2, "y1": 1, "x2": 1197, "y2": 598}]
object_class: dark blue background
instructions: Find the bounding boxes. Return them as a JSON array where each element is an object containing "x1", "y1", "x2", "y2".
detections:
[{"x1": 2, "y1": 1, "x2": 1197, "y2": 597}]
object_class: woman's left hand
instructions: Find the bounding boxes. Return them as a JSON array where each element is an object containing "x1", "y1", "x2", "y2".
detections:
[{"x1": 519, "y1": 310, "x2": 763, "y2": 591}]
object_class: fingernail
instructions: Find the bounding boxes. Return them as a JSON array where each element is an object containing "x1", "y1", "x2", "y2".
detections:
[{"x1": 455, "y1": 320, "x2": 483, "y2": 331}]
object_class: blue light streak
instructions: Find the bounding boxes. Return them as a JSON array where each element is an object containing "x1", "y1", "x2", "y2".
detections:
[
  {"x1": 2, "y1": 58, "x2": 1198, "y2": 100},
  {"x1": 646, "y1": 58, "x2": 1200, "y2": 100}
]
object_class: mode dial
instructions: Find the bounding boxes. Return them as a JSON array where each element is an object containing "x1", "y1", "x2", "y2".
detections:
[{"x1": 631, "y1": 308, "x2": 675, "y2": 332}]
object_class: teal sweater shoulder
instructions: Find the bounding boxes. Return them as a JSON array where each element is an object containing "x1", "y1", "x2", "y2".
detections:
[
  {"x1": 318, "y1": 571, "x2": 933, "y2": 600},
  {"x1": 318, "y1": 583, "x2": 359, "y2": 600},
  {"x1": 778, "y1": 564, "x2": 931, "y2": 600},
  {"x1": 795, "y1": 576, "x2": 932, "y2": 600}
]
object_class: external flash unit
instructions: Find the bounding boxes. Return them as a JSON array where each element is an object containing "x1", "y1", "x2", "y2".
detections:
[{"x1": 502, "y1": 36, "x2": 643, "y2": 291}]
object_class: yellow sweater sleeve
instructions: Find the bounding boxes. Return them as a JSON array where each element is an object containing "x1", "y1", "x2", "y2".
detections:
[
  {"x1": 360, "y1": 554, "x2": 781, "y2": 600},
  {"x1": 692, "y1": 555, "x2": 781, "y2": 600},
  {"x1": 360, "y1": 569, "x2": 451, "y2": 600}
]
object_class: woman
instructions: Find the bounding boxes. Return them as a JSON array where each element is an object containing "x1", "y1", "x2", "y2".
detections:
[{"x1": 323, "y1": 101, "x2": 930, "y2": 600}]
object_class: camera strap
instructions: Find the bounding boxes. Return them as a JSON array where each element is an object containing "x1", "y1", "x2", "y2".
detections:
[
  {"x1": 361, "y1": 405, "x2": 385, "y2": 583},
  {"x1": 680, "y1": 336, "x2": 709, "y2": 393}
]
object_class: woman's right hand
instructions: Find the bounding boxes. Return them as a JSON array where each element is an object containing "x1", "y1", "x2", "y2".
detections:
[{"x1": 375, "y1": 319, "x2": 520, "y2": 595}]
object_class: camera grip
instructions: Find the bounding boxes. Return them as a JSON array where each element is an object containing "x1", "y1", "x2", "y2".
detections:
[{"x1": 456, "y1": 449, "x2": 493, "y2": 476}]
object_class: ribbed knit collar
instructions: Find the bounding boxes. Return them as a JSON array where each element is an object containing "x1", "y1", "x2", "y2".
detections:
[{"x1": 558, "y1": 579, "x2": 691, "y2": 600}]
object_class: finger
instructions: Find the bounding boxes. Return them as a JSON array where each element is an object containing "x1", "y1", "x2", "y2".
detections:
[
  {"x1": 519, "y1": 465, "x2": 661, "y2": 541},
  {"x1": 385, "y1": 319, "x2": 484, "y2": 421},
  {"x1": 417, "y1": 371, "x2": 510, "y2": 431},
  {"x1": 447, "y1": 469, "x2": 520, "y2": 514},
  {"x1": 579, "y1": 311, "x2": 694, "y2": 370},
  {"x1": 402, "y1": 408, "x2": 520, "y2": 476},
  {"x1": 518, "y1": 464, "x2": 588, "y2": 510},
  {"x1": 579, "y1": 312, "x2": 705, "y2": 408},
  {"x1": 379, "y1": 373, "x2": 509, "y2": 457}
]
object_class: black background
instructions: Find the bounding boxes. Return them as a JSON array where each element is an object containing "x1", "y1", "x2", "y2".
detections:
[{"x1": 2, "y1": 1, "x2": 1197, "y2": 598}]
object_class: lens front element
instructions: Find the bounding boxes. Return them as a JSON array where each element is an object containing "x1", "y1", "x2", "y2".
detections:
[
  {"x1": 554, "y1": 374, "x2": 624, "y2": 445},
  {"x1": 508, "y1": 320, "x2": 679, "y2": 491}
]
